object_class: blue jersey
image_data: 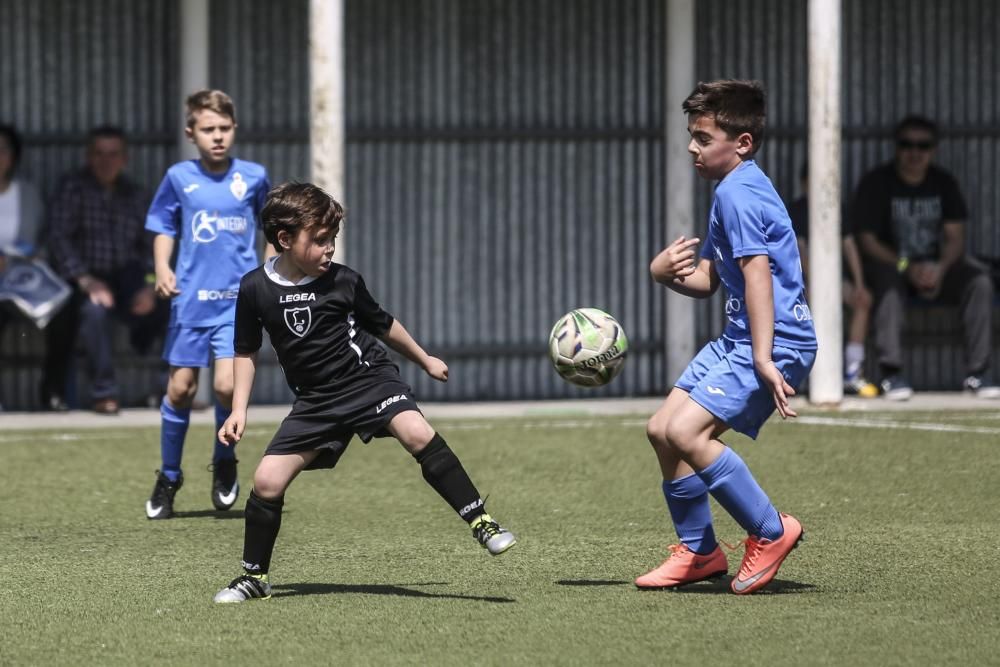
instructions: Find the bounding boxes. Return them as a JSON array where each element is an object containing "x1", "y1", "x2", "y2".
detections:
[
  {"x1": 700, "y1": 160, "x2": 817, "y2": 350},
  {"x1": 146, "y1": 159, "x2": 270, "y2": 327}
]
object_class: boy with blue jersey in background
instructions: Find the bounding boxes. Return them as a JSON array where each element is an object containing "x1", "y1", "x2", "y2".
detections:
[
  {"x1": 144, "y1": 90, "x2": 271, "y2": 519},
  {"x1": 637, "y1": 80, "x2": 817, "y2": 594}
]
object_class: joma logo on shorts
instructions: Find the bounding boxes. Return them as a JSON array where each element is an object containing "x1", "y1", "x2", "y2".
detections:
[{"x1": 376, "y1": 394, "x2": 408, "y2": 413}]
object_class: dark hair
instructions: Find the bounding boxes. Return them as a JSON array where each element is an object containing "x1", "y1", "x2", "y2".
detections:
[
  {"x1": 87, "y1": 125, "x2": 128, "y2": 146},
  {"x1": 894, "y1": 115, "x2": 938, "y2": 143},
  {"x1": 186, "y1": 89, "x2": 237, "y2": 127},
  {"x1": 682, "y1": 79, "x2": 767, "y2": 153},
  {"x1": 0, "y1": 124, "x2": 23, "y2": 177},
  {"x1": 262, "y1": 182, "x2": 345, "y2": 253}
]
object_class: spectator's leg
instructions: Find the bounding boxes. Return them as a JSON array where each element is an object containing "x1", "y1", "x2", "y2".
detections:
[
  {"x1": 77, "y1": 297, "x2": 118, "y2": 401},
  {"x1": 865, "y1": 260, "x2": 907, "y2": 376},
  {"x1": 939, "y1": 257, "x2": 993, "y2": 376},
  {"x1": 42, "y1": 292, "x2": 82, "y2": 409}
]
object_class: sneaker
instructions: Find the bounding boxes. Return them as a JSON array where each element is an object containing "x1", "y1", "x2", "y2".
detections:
[
  {"x1": 210, "y1": 458, "x2": 240, "y2": 510},
  {"x1": 213, "y1": 574, "x2": 271, "y2": 603},
  {"x1": 731, "y1": 512, "x2": 804, "y2": 595},
  {"x1": 471, "y1": 513, "x2": 517, "y2": 555},
  {"x1": 635, "y1": 544, "x2": 728, "y2": 589},
  {"x1": 145, "y1": 470, "x2": 183, "y2": 520},
  {"x1": 879, "y1": 375, "x2": 913, "y2": 401},
  {"x1": 963, "y1": 373, "x2": 1000, "y2": 399},
  {"x1": 844, "y1": 372, "x2": 879, "y2": 398}
]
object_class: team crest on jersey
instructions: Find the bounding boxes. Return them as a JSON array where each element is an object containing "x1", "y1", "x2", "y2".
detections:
[
  {"x1": 230, "y1": 172, "x2": 247, "y2": 201},
  {"x1": 284, "y1": 306, "x2": 312, "y2": 337}
]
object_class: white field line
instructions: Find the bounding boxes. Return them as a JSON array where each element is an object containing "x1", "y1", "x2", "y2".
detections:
[
  {"x1": 793, "y1": 415, "x2": 1000, "y2": 435},
  {"x1": 2, "y1": 415, "x2": 996, "y2": 442}
]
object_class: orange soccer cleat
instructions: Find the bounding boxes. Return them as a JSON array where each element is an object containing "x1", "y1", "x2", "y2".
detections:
[
  {"x1": 635, "y1": 543, "x2": 728, "y2": 590},
  {"x1": 730, "y1": 512, "x2": 804, "y2": 595}
]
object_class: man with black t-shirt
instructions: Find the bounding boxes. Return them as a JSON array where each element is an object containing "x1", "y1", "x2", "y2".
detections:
[{"x1": 853, "y1": 115, "x2": 998, "y2": 399}]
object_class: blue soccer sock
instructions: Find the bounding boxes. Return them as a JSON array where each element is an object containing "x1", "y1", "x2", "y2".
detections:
[
  {"x1": 160, "y1": 398, "x2": 191, "y2": 482},
  {"x1": 213, "y1": 402, "x2": 236, "y2": 463},
  {"x1": 663, "y1": 474, "x2": 718, "y2": 555},
  {"x1": 696, "y1": 446, "x2": 783, "y2": 541}
]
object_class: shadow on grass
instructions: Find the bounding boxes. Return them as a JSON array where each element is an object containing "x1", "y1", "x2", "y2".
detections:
[
  {"x1": 557, "y1": 578, "x2": 816, "y2": 595},
  {"x1": 670, "y1": 577, "x2": 816, "y2": 595},
  {"x1": 273, "y1": 582, "x2": 516, "y2": 604},
  {"x1": 171, "y1": 509, "x2": 245, "y2": 520}
]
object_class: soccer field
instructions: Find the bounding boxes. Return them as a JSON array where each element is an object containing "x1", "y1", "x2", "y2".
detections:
[{"x1": 2, "y1": 409, "x2": 999, "y2": 666}]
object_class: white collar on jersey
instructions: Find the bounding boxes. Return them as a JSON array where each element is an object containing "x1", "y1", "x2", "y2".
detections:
[{"x1": 264, "y1": 255, "x2": 320, "y2": 286}]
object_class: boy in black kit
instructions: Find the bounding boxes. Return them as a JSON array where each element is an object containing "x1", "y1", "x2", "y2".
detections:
[{"x1": 213, "y1": 182, "x2": 516, "y2": 603}]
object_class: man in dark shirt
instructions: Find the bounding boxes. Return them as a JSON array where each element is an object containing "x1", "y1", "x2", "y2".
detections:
[
  {"x1": 45, "y1": 126, "x2": 168, "y2": 413},
  {"x1": 788, "y1": 163, "x2": 877, "y2": 398},
  {"x1": 853, "y1": 115, "x2": 998, "y2": 399}
]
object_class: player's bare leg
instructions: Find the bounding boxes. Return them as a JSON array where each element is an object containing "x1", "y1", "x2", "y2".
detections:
[
  {"x1": 637, "y1": 388, "x2": 728, "y2": 589},
  {"x1": 146, "y1": 366, "x2": 201, "y2": 519},
  {"x1": 209, "y1": 357, "x2": 240, "y2": 511},
  {"x1": 389, "y1": 410, "x2": 516, "y2": 555},
  {"x1": 214, "y1": 451, "x2": 318, "y2": 603}
]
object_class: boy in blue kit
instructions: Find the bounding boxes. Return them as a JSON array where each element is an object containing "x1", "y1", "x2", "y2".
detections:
[
  {"x1": 143, "y1": 90, "x2": 271, "y2": 519},
  {"x1": 636, "y1": 80, "x2": 817, "y2": 594}
]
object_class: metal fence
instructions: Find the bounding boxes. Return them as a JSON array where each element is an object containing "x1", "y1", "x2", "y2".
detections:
[{"x1": 1, "y1": 0, "x2": 999, "y2": 409}]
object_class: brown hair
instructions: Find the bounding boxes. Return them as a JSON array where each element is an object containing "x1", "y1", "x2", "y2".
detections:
[
  {"x1": 682, "y1": 80, "x2": 766, "y2": 153},
  {"x1": 185, "y1": 89, "x2": 237, "y2": 127},
  {"x1": 262, "y1": 182, "x2": 345, "y2": 253}
]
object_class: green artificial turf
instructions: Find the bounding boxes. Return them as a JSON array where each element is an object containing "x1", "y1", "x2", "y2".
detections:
[{"x1": 2, "y1": 411, "x2": 998, "y2": 666}]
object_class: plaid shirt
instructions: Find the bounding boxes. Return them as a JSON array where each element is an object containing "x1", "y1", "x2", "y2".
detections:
[{"x1": 47, "y1": 168, "x2": 152, "y2": 280}]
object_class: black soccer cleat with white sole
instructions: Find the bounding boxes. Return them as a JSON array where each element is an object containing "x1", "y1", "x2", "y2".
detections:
[
  {"x1": 146, "y1": 470, "x2": 183, "y2": 520},
  {"x1": 210, "y1": 458, "x2": 240, "y2": 511},
  {"x1": 471, "y1": 513, "x2": 517, "y2": 555},
  {"x1": 214, "y1": 574, "x2": 271, "y2": 603}
]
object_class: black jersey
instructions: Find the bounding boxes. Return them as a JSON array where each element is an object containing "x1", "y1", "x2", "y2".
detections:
[{"x1": 234, "y1": 260, "x2": 399, "y2": 395}]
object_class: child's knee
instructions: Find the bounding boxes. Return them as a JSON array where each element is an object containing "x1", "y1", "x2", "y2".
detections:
[
  {"x1": 166, "y1": 374, "x2": 198, "y2": 406},
  {"x1": 253, "y1": 470, "x2": 288, "y2": 499},
  {"x1": 646, "y1": 413, "x2": 670, "y2": 447},
  {"x1": 213, "y1": 377, "x2": 234, "y2": 403},
  {"x1": 391, "y1": 413, "x2": 436, "y2": 453}
]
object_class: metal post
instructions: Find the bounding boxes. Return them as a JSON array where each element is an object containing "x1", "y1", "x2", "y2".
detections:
[
  {"x1": 665, "y1": 0, "x2": 697, "y2": 382},
  {"x1": 179, "y1": 0, "x2": 214, "y2": 408},
  {"x1": 178, "y1": 0, "x2": 209, "y2": 160},
  {"x1": 807, "y1": 0, "x2": 843, "y2": 404},
  {"x1": 309, "y1": 0, "x2": 347, "y2": 262}
]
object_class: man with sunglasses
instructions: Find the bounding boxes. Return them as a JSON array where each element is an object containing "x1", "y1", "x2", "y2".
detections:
[{"x1": 853, "y1": 115, "x2": 998, "y2": 400}]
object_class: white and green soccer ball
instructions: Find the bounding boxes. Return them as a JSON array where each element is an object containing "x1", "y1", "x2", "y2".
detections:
[{"x1": 548, "y1": 308, "x2": 628, "y2": 387}]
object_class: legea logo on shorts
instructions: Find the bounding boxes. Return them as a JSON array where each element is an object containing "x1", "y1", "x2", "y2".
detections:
[
  {"x1": 284, "y1": 306, "x2": 312, "y2": 337},
  {"x1": 376, "y1": 394, "x2": 408, "y2": 414}
]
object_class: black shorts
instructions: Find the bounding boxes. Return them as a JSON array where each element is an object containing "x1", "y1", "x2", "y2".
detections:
[{"x1": 265, "y1": 379, "x2": 421, "y2": 470}]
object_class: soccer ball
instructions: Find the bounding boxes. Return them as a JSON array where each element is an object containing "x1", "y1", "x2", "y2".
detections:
[{"x1": 548, "y1": 308, "x2": 628, "y2": 387}]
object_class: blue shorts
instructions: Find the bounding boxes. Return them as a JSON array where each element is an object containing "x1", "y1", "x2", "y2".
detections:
[
  {"x1": 675, "y1": 338, "x2": 816, "y2": 439},
  {"x1": 162, "y1": 322, "x2": 235, "y2": 368}
]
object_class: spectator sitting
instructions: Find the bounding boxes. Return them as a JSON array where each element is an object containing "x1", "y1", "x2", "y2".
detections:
[
  {"x1": 788, "y1": 162, "x2": 878, "y2": 398},
  {"x1": 852, "y1": 115, "x2": 999, "y2": 400},
  {"x1": 45, "y1": 126, "x2": 169, "y2": 414},
  {"x1": 0, "y1": 124, "x2": 72, "y2": 410}
]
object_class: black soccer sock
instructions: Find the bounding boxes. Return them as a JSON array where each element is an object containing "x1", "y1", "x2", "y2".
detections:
[
  {"x1": 414, "y1": 433, "x2": 486, "y2": 523},
  {"x1": 242, "y1": 490, "x2": 284, "y2": 575}
]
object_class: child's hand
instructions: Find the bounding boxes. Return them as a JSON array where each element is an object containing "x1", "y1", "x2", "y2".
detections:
[
  {"x1": 756, "y1": 360, "x2": 797, "y2": 419},
  {"x1": 424, "y1": 356, "x2": 449, "y2": 382},
  {"x1": 218, "y1": 411, "x2": 246, "y2": 446},
  {"x1": 651, "y1": 236, "x2": 700, "y2": 282},
  {"x1": 155, "y1": 267, "x2": 181, "y2": 298}
]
